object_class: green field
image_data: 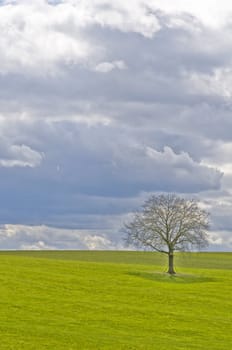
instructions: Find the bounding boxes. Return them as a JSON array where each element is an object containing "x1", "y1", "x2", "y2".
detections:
[{"x1": 0, "y1": 251, "x2": 231, "y2": 349}]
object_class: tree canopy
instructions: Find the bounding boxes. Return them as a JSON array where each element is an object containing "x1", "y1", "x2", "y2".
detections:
[{"x1": 124, "y1": 194, "x2": 209, "y2": 274}]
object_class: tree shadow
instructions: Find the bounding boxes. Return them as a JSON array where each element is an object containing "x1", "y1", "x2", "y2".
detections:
[{"x1": 127, "y1": 271, "x2": 216, "y2": 284}]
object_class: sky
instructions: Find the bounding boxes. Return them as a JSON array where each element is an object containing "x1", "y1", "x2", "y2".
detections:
[{"x1": 0, "y1": 0, "x2": 232, "y2": 251}]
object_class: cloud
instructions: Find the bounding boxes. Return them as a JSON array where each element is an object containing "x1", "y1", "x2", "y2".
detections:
[
  {"x1": 0, "y1": 1, "x2": 93, "y2": 75},
  {"x1": 0, "y1": 223, "x2": 231, "y2": 251},
  {"x1": 0, "y1": 0, "x2": 161, "y2": 75},
  {"x1": 0, "y1": 224, "x2": 125, "y2": 250},
  {"x1": 0, "y1": 0, "x2": 231, "y2": 250},
  {"x1": 94, "y1": 60, "x2": 127, "y2": 73},
  {"x1": 0, "y1": 144, "x2": 44, "y2": 168},
  {"x1": 0, "y1": 119, "x2": 223, "y2": 237},
  {"x1": 0, "y1": 120, "x2": 223, "y2": 195},
  {"x1": 0, "y1": 0, "x2": 231, "y2": 76},
  {"x1": 207, "y1": 230, "x2": 232, "y2": 251},
  {"x1": 110, "y1": 143, "x2": 222, "y2": 194},
  {"x1": 149, "y1": 0, "x2": 232, "y2": 28},
  {"x1": 21, "y1": 240, "x2": 56, "y2": 250}
]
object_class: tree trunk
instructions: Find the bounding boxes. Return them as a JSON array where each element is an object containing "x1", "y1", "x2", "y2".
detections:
[{"x1": 167, "y1": 251, "x2": 176, "y2": 275}]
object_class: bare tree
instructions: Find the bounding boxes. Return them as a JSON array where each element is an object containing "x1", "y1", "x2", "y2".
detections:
[{"x1": 124, "y1": 194, "x2": 209, "y2": 274}]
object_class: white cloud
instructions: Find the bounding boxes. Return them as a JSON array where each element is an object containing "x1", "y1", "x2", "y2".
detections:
[
  {"x1": 21, "y1": 240, "x2": 56, "y2": 250},
  {"x1": 0, "y1": 1, "x2": 93, "y2": 74},
  {"x1": 0, "y1": 224, "x2": 125, "y2": 250},
  {"x1": 0, "y1": 223, "x2": 231, "y2": 251},
  {"x1": 0, "y1": 0, "x2": 231, "y2": 76},
  {"x1": 208, "y1": 233, "x2": 223, "y2": 245},
  {"x1": 0, "y1": 144, "x2": 43, "y2": 168},
  {"x1": 94, "y1": 60, "x2": 127, "y2": 73},
  {"x1": 186, "y1": 68, "x2": 232, "y2": 99},
  {"x1": 0, "y1": 0, "x2": 161, "y2": 74},
  {"x1": 81, "y1": 234, "x2": 112, "y2": 250},
  {"x1": 150, "y1": 0, "x2": 232, "y2": 28},
  {"x1": 88, "y1": 0, "x2": 161, "y2": 38},
  {"x1": 66, "y1": 0, "x2": 232, "y2": 30},
  {"x1": 207, "y1": 230, "x2": 232, "y2": 251}
]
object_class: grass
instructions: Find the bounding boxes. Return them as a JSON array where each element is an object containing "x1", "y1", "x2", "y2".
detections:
[{"x1": 0, "y1": 251, "x2": 231, "y2": 349}]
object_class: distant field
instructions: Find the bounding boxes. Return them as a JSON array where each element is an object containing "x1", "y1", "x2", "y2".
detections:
[{"x1": 0, "y1": 251, "x2": 231, "y2": 349}]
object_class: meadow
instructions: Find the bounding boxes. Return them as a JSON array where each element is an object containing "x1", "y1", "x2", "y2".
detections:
[{"x1": 0, "y1": 251, "x2": 231, "y2": 349}]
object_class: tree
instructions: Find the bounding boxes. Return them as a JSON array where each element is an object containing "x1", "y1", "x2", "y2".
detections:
[{"x1": 124, "y1": 194, "x2": 209, "y2": 275}]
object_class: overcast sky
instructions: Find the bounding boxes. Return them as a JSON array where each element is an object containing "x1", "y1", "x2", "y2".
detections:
[{"x1": 0, "y1": 0, "x2": 232, "y2": 251}]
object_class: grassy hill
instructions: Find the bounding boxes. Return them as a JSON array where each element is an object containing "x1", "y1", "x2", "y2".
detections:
[{"x1": 0, "y1": 251, "x2": 231, "y2": 349}]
